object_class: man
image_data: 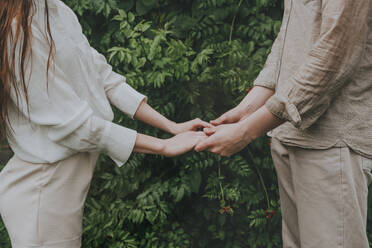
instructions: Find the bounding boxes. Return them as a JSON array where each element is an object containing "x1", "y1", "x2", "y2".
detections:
[{"x1": 195, "y1": 0, "x2": 372, "y2": 247}]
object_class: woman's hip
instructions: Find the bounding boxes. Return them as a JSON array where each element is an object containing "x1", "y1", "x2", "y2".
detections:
[{"x1": 0, "y1": 151, "x2": 99, "y2": 247}]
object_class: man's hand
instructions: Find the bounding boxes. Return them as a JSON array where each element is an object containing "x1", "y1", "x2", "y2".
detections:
[
  {"x1": 195, "y1": 106, "x2": 284, "y2": 156},
  {"x1": 210, "y1": 106, "x2": 246, "y2": 126},
  {"x1": 195, "y1": 123, "x2": 251, "y2": 156},
  {"x1": 211, "y1": 86, "x2": 275, "y2": 126}
]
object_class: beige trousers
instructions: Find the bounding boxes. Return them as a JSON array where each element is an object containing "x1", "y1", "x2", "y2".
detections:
[
  {"x1": 0, "y1": 152, "x2": 99, "y2": 248},
  {"x1": 271, "y1": 138, "x2": 372, "y2": 248}
]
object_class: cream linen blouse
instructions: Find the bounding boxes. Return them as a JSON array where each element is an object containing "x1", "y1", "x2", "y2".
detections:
[{"x1": 7, "y1": 0, "x2": 146, "y2": 167}]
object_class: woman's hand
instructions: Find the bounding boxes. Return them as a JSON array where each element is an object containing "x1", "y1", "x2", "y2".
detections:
[
  {"x1": 169, "y1": 118, "x2": 212, "y2": 135},
  {"x1": 134, "y1": 102, "x2": 211, "y2": 135},
  {"x1": 162, "y1": 131, "x2": 208, "y2": 157}
]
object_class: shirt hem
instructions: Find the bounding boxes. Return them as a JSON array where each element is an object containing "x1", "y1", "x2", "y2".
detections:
[
  {"x1": 12, "y1": 234, "x2": 82, "y2": 248},
  {"x1": 271, "y1": 136, "x2": 372, "y2": 159}
]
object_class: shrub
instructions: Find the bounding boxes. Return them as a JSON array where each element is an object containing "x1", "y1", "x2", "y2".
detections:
[{"x1": 4, "y1": 1, "x2": 370, "y2": 248}]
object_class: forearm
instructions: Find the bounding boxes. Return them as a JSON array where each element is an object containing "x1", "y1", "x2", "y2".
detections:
[
  {"x1": 133, "y1": 133, "x2": 166, "y2": 155},
  {"x1": 134, "y1": 101, "x2": 176, "y2": 134},
  {"x1": 241, "y1": 105, "x2": 284, "y2": 141},
  {"x1": 238, "y1": 86, "x2": 274, "y2": 117}
]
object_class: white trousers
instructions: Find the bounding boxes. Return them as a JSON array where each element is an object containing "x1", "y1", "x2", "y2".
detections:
[{"x1": 0, "y1": 152, "x2": 99, "y2": 248}]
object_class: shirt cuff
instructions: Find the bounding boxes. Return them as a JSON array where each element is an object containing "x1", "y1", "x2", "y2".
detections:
[
  {"x1": 253, "y1": 72, "x2": 276, "y2": 90},
  {"x1": 106, "y1": 83, "x2": 147, "y2": 119},
  {"x1": 253, "y1": 81, "x2": 276, "y2": 90},
  {"x1": 265, "y1": 94, "x2": 302, "y2": 129},
  {"x1": 99, "y1": 121, "x2": 138, "y2": 167}
]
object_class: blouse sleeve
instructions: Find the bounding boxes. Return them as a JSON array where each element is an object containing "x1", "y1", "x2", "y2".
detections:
[
  {"x1": 10, "y1": 25, "x2": 138, "y2": 167},
  {"x1": 61, "y1": 2, "x2": 147, "y2": 119},
  {"x1": 89, "y1": 46, "x2": 147, "y2": 119}
]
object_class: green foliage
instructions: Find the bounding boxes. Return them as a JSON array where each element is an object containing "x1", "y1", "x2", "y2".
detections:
[
  {"x1": 72, "y1": 1, "x2": 284, "y2": 246},
  {"x1": 0, "y1": 0, "x2": 308, "y2": 247},
  {"x1": 1, "y1": 0, "x2": 372, "y2": 247},
  {"x1": 0, "y1": 0, "x2": 281, "y2": 247}
]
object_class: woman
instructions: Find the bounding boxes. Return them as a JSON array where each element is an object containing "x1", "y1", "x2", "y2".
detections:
[{"x1": 0, "y1": 0, "x2": 209, "y2": 247}]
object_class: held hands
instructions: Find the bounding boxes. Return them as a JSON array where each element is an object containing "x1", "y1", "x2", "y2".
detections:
[
  {"x1": 169, "y1": 118, "x2": 212, "y2": 135},
  {"x1": 195, "y1": 106, "x2": 283, "y2": 156},
  {"x1": 195, "y1": 122, "x2": 252, "y2": 156},
  {"x1": 162, "y1": 131, "x2": 207, "y2": 157},
  {"x1": 193, "y1": 105, "x2": 253, "y2": 156},
  {"x1": 159, "y1": 118, "x2": 210, "y2": 157},
  {"x1": 134, "y1": 86, "x2": 277, "y2": 157},
  {"x1": 133, "y1": 98, "x2": 278, "y2": 158}
]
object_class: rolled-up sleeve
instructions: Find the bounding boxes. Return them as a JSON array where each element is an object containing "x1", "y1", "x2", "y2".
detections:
[
  {"x1": 265, "y1": 0, "x2": 370, "y2": 130},
  {"x1": 253, "y1": 3, "x2": 289, "y2": 90},
  {"x1": 11, "y1": 27, "x2": 137, "y2": 167},
  {"x1": 90, "y1": 47, "x2": 147, "y2": 119}
]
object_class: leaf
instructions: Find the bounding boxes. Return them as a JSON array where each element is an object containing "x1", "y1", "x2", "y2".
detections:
[{"x1": 136, "y1": 0, "x2": 152, "y2": 16}]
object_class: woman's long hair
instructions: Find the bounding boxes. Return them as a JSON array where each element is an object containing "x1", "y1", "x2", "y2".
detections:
[{"x1": 0, "y1": 0, "x2": 55, "y2": 140}]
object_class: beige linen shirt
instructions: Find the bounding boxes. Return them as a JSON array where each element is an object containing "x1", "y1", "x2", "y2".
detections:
[
  {"x1": 254, "y1": 0, "x2": 372, "y2": 158},
  {"x1": 7, "y1": 0, "x2": 146, "y2": 167}
]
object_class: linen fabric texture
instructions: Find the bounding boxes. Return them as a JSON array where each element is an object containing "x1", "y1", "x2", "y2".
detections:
[
  {"x1": 7, "y1": 0, "x2": 146, "y2": 167},
  {"x1": 254, "y1": 0, "x2": 372, "y2": 158},
  {"x1": 0, "y1": 152, "x2": 99, "y2": 248},
  {"x1": 271, "y1": 138, "x2": 372, "y2": 248}
]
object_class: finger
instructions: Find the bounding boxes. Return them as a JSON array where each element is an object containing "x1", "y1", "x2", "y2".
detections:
[
  {"x1": 195, "y1": 131, "x2": 208, "y2": 138},
  {"x1": 195, "y1": 139, "x2": 213, "y2": 152},
  {"x1": 203, "y1": 127, "x2": 216, "y2": 136},
  {"x1": 196, "y1": 136, "x2": 208, "y2": 145},
  {"x1": 210, "y1": 115, "x2": 226, "y2": 126},
  {"x1": 220, "y1": 151, "x2": 231, "y2": 157},
  {"x1": 193, "y1": 118, "x2": 213, "y2": 129},
  {"x1": 209, "y1": 147, "x2": 221, "y2": 154}
]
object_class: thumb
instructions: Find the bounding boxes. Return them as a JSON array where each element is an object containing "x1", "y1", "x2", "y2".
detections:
[
  {"x1": 195, "y1": 138, "x2": 212, "y2": 152},
  {"x1": 194, "y1": 119, "x2": 213, "y2": 129},
  {"x1": 203, "y1": 127, "x2": 216, "y2": 136},
  {"x1": 210, "y1": 115, "x2": 226, "y2": 126}
]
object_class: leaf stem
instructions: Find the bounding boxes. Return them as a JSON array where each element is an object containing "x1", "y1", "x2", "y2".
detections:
[
  {"x1": 247, "y1": 149, "x2": 270, "y2": 209},
  {"x1": 229, "y1": 0, "x2": 244, "y2": 44},
  {"x1": 218, "y1": 163, "x2": 225, "y2": 205}
]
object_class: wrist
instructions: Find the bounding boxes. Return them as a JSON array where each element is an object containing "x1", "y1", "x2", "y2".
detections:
[
  {"x1": 236, "y1": 104, "x2": 253, "y2": 119},
  {"x1": 167, "y1": 121, "x2": 179, "y2": 135},
  {"x1": 239, "y1": 105, "x2": 283, "y2": 143},
  {"x1": 239, "y1": 118, "x2": 258, "y2": 142},
  {"x1": 133, "y1": 133, "x2": 167, "y2": 155},
  {"x1": 157, "y1": 139, "x2": 167, "y2": 155}
]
